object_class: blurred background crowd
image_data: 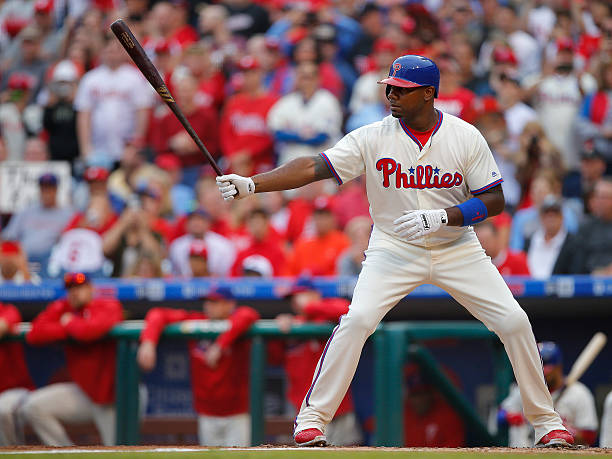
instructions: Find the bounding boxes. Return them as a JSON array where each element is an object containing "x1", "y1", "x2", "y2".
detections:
[{"x1": 0, "y1": 0, "x2": 612, "y2": 283}]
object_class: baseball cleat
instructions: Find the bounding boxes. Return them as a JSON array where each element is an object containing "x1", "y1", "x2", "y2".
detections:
[
  {"x1": 535, "y1": 429, "x2": 575, "y2": 448},
  {"x1": 294, "y1": 428, "x2": 327, "y2": 447}
]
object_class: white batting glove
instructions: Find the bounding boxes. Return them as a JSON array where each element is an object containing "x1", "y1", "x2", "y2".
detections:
[
  {"x1": 393, "y1": 209, "x2": 448, "y2": 241},
  {"x1": 216, "y1": 174, "x2": 255, "y2": 201}
]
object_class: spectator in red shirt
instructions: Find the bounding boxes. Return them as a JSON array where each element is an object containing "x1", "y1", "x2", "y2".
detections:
[
  {"x1": 475, "y1": 221, "x2": 531, "y2": 276},
  {"x1": 231, "y1": 208, "x2": 285, "y2": 277},
  {"x1": 271, "y1": 278, "x2": 362, "y2": 446},
  {"x1": 151, "y1": 73, "x2": 219, "y2": 187},
  {"x1": 23, "y1": 273, "x2": 123, "y2": 446},
  {"x1": 220, "y1": 56, "x2": 278, "y2": 176},
  {"x1": 403, "y1": 365, "x2": 465, "y2": 447},
  {"x1": 435, "y1": 55, "x2": 477, "y2": 122},
  {"x1": 137, "y1": 286, "x2": 260, "y2": 446},
  {"x1": 284, "y1": 197, "x2": 350, "y2": 276},
  {"x1": 178, "y1": 42, "x2": 226, "y2": 110},
  {"x1": 0, "y1": 302, "x2": 34, "y2": 445}
]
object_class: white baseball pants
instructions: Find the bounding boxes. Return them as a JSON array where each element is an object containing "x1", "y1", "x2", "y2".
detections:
[
  {"x1": 0, "y1": 388, "x2": 29, "y2": 445},
  {"x1": 21, "y1": 383, "x2": 115, "y2": 446},
  {"x1": 295, "y1": 228, "x2": 565, "y2": 443},
  {"x1": 600, "y1": 391, "x2": 612, "y2": 447},
  {"x1": 197, "y1": 413, "x2": 250, "y2": 446}
]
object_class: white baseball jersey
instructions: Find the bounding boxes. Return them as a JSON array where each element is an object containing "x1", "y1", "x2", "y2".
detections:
[
  {"x1": 267, "y1": 88, "x2": 342, "y2": 165},
  {"x1": 502, "y1": 382, "x2": 598, "y2": 447},
  {"x1": 74, "y1": 64, "x2": 154, "y2": 160},
  {"x1": 321, "y1": 112, "x2": 503, "y2": 247}
]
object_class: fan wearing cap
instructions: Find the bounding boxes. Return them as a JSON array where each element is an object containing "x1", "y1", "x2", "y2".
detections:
[
  {"x1": 0, "y1": 241, "x2": 35, "y2": 284},
  {"x1": 284, "y1": 197, "x2": 349, "y2": 276},
  {"x1": 137, "y1": 286, "x2": 259, "y2": 446},
  {"x1": 169, "y1": 208, "x2": 236, "y2": 277},
  {"x1": 525, "y1": 195, "x2": 576, "y2": 278},
  {"x1": 270, "y1": 278, "x2": 362, "y2": 446},
  {"x1": 189, "y1": 240, "x2": 209, "y2": 277},
  {"x1": 0, "y1": 71, "x2": 40, "y2": 160},
  {"x1": 2, "y1": 173, "x2": 74, "y2": 261},
  {"x1": 0, "y1": 301, "x2": 35, "y2": 445},
  {"x1": 43, "y1": 60, "x2": 82, "y2": 165},
  {"x1": 499, "y1": 342, "x2": 598, "y2": 447},
  {"x1": 24, "y1": 273, "x2": 123, "y2": 446},
  {"x1": 217, "y1": 54, "x2": 572, "y2": 448},
  {"x1": 220, "y1": 56, "x2": 278, "y2": 176},
  {"x1": 230, "y1": 208, "x2": 285, "y2": 277}
]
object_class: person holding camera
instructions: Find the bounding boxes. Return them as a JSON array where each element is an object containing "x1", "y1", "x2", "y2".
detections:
[{"x1": 42, "y1": 60, "x2": 81, "y2": 167}]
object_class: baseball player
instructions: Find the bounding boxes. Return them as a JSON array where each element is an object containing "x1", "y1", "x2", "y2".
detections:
[
  {"x1": 137, "y1": 286, "x2": 260, "y2": 446},
  {"x1": 216, "y1": 55, "x2": 572, "y2": 448},
  {"x1": 23, "y1": 272, "x2": 123, "y2": 446},
  {"x1": 499, "y1": 342, "x2": 598, "y2": 447},
  {"x1": 0, "y1": 302, "x2": 34, "y2": 445}
]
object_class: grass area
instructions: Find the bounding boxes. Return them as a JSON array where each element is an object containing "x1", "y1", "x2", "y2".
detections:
[{"x1": 0, "y1": 449, "x2": 608, "y2": 459}]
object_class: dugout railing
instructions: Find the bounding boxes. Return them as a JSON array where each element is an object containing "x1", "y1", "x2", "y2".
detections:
[{"x1": 8, "y1": 319, "x2": 512, "y2": 446}]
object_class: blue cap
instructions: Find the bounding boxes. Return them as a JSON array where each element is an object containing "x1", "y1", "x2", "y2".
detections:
[
  {"x1": 38, "y1": 173, "x2": 58, "y2": 186},
  {"x1": 189, "y1": 208, "x2": 211, "y2": 219},
  {"x1": 378, "y1": 55, "x2": 440, "y2": 97},
  {"x1": 205, "y1": 286, "x2": 234, "y2": 301},
  {"x1": 538, "y1": 341, "x2": 563, "y2": 367},
  {"x1": 285, "y1": 277, "x2": 317, "y2": 297}
]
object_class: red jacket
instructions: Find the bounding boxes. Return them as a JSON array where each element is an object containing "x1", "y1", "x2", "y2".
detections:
[
  {"x1": 151, "y1": 106, "x2": 220, "y2": 167},
  {"x1": 404, "y1": 395, "x2": 465, "y2": 447},
  {"x1": 494, "y1": 250, "x2": 530, "y2": 276},
  {"x1": 141, "y1": 306, "x2": 260, "y2": 416},
  {"x1": 0, "y1": 303, "x2": 34, "y2": 392},
  {"x1": 26, "y1": 298, "x2": 123, "y2": 404},
  {"x1": 220, "y1": 92, "x2": 278, "y2": 174},
  {"x1": 268, "y1": 298, "x2": 354, "y2": 417}
]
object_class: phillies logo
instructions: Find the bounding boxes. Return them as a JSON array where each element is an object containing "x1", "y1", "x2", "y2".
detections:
[
  {"x1": 376, "y1": 159, "x2": 463, "y2": 190},
  {"x1": 392, "y1": 63, "x2": 402, "y2": 77}
]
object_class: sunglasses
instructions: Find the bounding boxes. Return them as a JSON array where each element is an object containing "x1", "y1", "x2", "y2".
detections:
[{"x1": 64, "y1": 272, "x2": 89, "y2": 288}]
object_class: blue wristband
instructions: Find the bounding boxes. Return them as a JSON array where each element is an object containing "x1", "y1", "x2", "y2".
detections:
[{"x1": 456, "y1": 197, "x2": 488, "y2": 226}]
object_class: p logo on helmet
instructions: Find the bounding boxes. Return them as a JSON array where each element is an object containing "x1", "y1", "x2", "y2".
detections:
[{"x1": 378, "y1": 55, "x2": 440, "y2": 98}]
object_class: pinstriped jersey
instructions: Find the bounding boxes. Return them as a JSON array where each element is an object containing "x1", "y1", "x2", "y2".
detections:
[{"x1": 321, "y1": 111, "x2": 503, "y2": 247}]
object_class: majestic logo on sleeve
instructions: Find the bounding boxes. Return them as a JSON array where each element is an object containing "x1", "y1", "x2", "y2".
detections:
[{"x1": 376, "y1": 159, "x2": 463, "y2": 189}]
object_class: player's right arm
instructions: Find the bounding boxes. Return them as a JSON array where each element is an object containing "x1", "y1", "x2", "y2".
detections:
[{"x1": 217, "y1": 155, "x2": 333, "y2": 200}]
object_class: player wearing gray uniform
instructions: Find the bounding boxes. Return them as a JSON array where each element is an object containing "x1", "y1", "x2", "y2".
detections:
[{"x1": 216, "y1": 55, "x2": 573, "y2": 448}]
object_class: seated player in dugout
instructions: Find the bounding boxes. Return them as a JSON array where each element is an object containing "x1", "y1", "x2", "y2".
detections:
[
  {"x1": 268, "y1": 278, "x2": 363, "y2": 446},
  {"x1": 403, "y1": 364, "x2": 465, "y2": 447},
  {"x1": 24, "y1": 273, "x2": 123, "y2": 446},
  {"x1": 137, "y1": 286, "x2": 259, "y2": 447},
  {"x1": 217, "y1": 54, "x2": 575, "y2": 448},
  {"x1": 498, "y1": 342, "x2": 598, "y2": 447}
]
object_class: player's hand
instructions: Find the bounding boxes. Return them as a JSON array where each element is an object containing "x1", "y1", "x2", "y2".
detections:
[
  {"x1": 137, "y1": 340, "x2": 157, "y2": 372},
  {"x1": 205, "y1": 343, "x2": 222, "y2": 368},
  {"x1": 216, "y1": 174, "x2": 255, "y2": 201},
  {"x1": 60, "y1": 312, "x2": 74, "y2": 326},
  {"x1": 393, "y1": 209, "x2": 448, "y2": 241}
]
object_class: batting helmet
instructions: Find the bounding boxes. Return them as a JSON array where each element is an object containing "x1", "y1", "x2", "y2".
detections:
[
  {"x1": 538, "y1": 341, "x2": 563, "y2": 367},
  {"x1": 378, "y1": 55, "x2": 440, "y2": 97}
]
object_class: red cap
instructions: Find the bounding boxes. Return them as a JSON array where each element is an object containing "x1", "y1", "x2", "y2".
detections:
[
  {"x1": 556, "y1": 37, "x2": 574, "y2": 52},
  {"x1": 401, "y1": 17, "x2": 416, "y2": 35},
  {"x1": 154, "y1": 40, "x2": 171, "y2": 54},
  {"x1": 475, "y1": 95, "x2": 501, "y2": 116},
  {"x1": 492, "y1": 47, "x2": 517, "y2": 65},
  {"x1": 373, "y1": 38, "x2": 398, "y2": 54},
  {"x1": 8, "y1": 72, "x2": 34, "y2": 91},
  {"x1": 84, "y1": 166, "x2": 109, "y2": 182},
  {"x1": 189, "y1": 240, "x2": 208, "y2": 259},
  {"x1": 34, "y1": 0, "x2": 53, "y2": 14},
  {"x1": 3, "y1": 17, "x2": 29, "y2": 38},
  {"x1": 0, "y1": 241, "x2": 21, "y2": 255},
  {"x1": 64, "y1": 272, "x2": 90, "y2": 288},
  {"x1": 237, "y1": 55, "x2": 260, "y2": 71},
  {"x1": 265, "y1": 37, "x2": 281, "y2": 51},
  {"x1": 313, "y1": 196, "x2": 333, "y2": 212},
  {"x1": 155, "y1": 153, "x2": 181, "y2": 171}
]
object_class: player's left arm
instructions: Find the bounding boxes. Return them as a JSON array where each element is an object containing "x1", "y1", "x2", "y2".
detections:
[{"x1": 445, "y1": 184, "x2": 505, "y2": 226}]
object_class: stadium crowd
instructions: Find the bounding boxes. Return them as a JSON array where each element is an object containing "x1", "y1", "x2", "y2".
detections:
[
  {"x1": 0, "y1": 0, "x2": 611, "y2": 282},
  {"x1": 0, "y1": 0, "x2": 612, "y2": 450}
]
